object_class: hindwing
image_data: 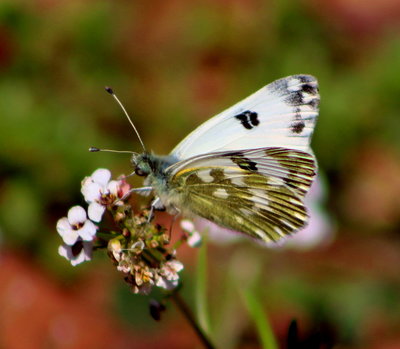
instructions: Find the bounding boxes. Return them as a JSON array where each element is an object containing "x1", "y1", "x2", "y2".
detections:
[{"x1": 167, "y1": 147, "x2": 316, "y2": 243}]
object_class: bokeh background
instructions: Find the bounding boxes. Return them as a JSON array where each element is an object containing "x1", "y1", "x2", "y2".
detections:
[{"x1": 1, "y1": 0, "x2": 400, "y2": 348}]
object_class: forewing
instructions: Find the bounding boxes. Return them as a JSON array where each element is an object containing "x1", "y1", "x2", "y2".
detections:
[
  {"x1": 170, "y1": 75, "x2": 319, "y2": 160},
  {"x1": 167, "y1": 148, "x2": 316, "y2": 243}
]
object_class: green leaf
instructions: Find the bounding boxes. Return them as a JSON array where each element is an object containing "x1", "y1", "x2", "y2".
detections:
[
  {"x1": 242, "y1": 289, "x2": 278, "y2": 349},
  {"x1": 195, "y1": 240, "x2": 211, "y2": 337}
]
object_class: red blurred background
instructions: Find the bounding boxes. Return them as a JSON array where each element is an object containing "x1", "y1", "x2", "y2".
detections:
[{"x1": 0, "y1": 0, "x2": 400, "y2": 348}]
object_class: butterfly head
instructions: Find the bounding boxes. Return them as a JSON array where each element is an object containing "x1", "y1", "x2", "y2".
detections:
[
  {"x1": 131, "y1": 152, "x2": 179, "y2": 178},
  {"x1": 131, "y1": 153, "x2": 153, "y2": 177}
]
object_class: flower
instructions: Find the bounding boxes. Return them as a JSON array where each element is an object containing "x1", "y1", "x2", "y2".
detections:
[
  {"x1": 180, "y1": 219, "x2": 202, "y2": 247},
  {"x1": 81, "y1": 168, "x2": 130, "y2": 222},
  {"x1": 110, "y1": 239, "x2": 184, "y2": 293},
  {"x1": 155, "y1": 260, "x2": 184, "y2": 290},
  {"x1": 58, "y1": 240, "x2": 93, "y2": 266},
  {"x1": 58, "y1": 169, "x2": 187, "y2": 294},
  {"x1": 193, "y1": 218, "x2": 242, "y2": 245},
  {"x1": 56, "y1": 206, "x2": 98, "y2": 245}
]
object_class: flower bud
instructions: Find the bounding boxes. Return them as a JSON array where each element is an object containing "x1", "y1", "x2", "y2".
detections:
[{"x1": 149, "y1": 299, "x2": 166, "y2": 321}]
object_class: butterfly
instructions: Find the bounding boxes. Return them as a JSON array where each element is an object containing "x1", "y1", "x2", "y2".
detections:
[{"x1": 124, "y1": 75, "x2": 319, "y2": 243}]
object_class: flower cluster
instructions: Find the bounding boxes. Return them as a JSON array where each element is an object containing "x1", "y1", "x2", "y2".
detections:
[
  {"x1": 56, "y1": 168, "x2": 195, "y2": 294},
  {"x1": 107, "y1": 210, "x2": 184, "y2": 294}
]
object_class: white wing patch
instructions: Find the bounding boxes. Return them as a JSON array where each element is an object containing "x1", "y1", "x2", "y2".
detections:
[{"x1": 170, "y1": 75, "x2": 319, "y2": 160}]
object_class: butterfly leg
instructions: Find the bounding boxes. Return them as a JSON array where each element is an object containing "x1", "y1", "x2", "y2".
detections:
[
  {"x1": 147, "y1": 197, "x2": 166, "y2": 223},
  {"x1": 129, "y1": 186, "x2": 153, "y2": 197},
  {"x1": 112, "y1": 186, "x2": 153, "y2": 206},
  {"x1": 168, "y1": 209, "x2": 181, "y2": 240}
]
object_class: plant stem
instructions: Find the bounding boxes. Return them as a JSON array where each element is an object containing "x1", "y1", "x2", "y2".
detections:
[{"x1": 171, "y1": 291, "x2": 216, "y2": 349}]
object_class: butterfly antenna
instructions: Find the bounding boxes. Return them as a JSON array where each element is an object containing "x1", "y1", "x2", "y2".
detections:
[
  {"x1": 89, "y1": 147, "x2": 137, "y2": 154},
  {"x1": 105, "y1": 86, "x2": 146, "y2": 152}
]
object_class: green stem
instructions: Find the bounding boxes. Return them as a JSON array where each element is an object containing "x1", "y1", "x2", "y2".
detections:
[{"x1": 171, "y1": 291, "x2": 216, "y2": 349}]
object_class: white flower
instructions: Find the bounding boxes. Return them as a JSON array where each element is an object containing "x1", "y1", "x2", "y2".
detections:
[
  {"x1": 56, "y1": 206, "x2": 98, "y2": 245},
  {"x1": 180, "y1": 219, "x2": 202, "y2": 247},
  {"x1": 187, "y1": 232, "x2": 202, "y2": 248},
  {"x1": 180, "y1": 219, "x2": 195, "y2": 232},
  {"x1": 58, "y1": 241, "x2": 92, "y2": 266},
  {"x1": 194, "y1": 218, "x2": 242, "y2": 245},
  {"x1": 156, "y1": 260, "x2": 184, "y2": 290},
  {"x1": 81, "y1": 168, "x2": 130, "y2": 222},
  {"x1": 117, "y1": 263, "x2": 131, "y2": 274}
]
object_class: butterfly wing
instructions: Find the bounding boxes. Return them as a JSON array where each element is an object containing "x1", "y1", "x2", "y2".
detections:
[
  {"x1": 166, "y1": 147, "x2": 316, "y2": 243},
  {"x1": 170, "y1": 75, "x2": 319, "y2": 160}
]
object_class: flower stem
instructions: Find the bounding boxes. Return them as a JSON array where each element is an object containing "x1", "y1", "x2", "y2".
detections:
[{"x1": 171, "y1": 291, "x2": 215, "y2": 349}]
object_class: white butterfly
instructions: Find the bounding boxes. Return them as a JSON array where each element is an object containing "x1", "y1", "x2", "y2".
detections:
[{"x1": 121, "y1": 75, "x2": 319, "y2": 243}]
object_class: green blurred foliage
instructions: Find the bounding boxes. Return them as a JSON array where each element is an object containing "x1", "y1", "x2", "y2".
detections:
[{"x1": 0, "y1": 0, "x2": 399, "y2": 347}]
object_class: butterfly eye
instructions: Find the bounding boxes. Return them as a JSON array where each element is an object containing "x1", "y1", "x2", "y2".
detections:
[{"x1": 135, "y1": 168, "x2": 147, "y2": 177}]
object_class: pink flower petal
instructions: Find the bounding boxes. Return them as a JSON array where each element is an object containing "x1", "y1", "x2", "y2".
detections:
[
  {"x1": 117, "y1": 180, "x2": 131, "y2": 197},
  {"x1": 187, "y1": 231, "x2": 202, "y2": 247},
  {"x1": 79, "y1": 220, "x2": 98, "y2": 241},
  {"x1": 70, "y1": 252, "x2": 87, "y2": 266},
  {"x1": 285, "y1": 205, "x2": 333, "y2": 250},
  {"x1": 81, "y1": 181, "x2": 102, "y2": 203},
  {"x1": 58, "y1": 244, "x2": 71, "y2": 260},
  {"x1": 88, "y1": 202, "x2": 106, "y2": 222},
  {"x1": 61, "y1": 230, "x2": 79, "y2": 245},
  {"x1": 67, "y1": 206, "x2": 87, "y2": 225},
  {"x1": 58, "y1": 242, "x2": 93, "y2": 266},
  {"x1": 106, "y1": 180, "x2": 120, "y2": 196},
  {"x1": 81, "y1": 241, "x2": 93, "y2": 258},
  {"x1": 91, "y1": 168, "x2": 111, "y2": 186},
  {"x1": 167, "y1": 260, "x2": 184, "y2": 273},
  {"x1": 155, "y1": 277, "x2": 169, "y2": 289},
  {"x1": 156, "y1": 276, "x2": 178, "y2": 290},
  {"x1": 195, "y1": 218, "x2": 241, "y2": 245},
  {"x1": 56, "y1": 217, "x2": 71, "y2": 235},
  {"x1": 71, "y1": 242, "x2": 92, "y2": 266},
  {"x1": 180, "y1": 219, "x2": 195, "y2": 232},
  {"x1": 56, "y1": 217, "x2": 79, "y2": 245}
]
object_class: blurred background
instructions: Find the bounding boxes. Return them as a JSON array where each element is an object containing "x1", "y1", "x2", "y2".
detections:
[{"x1": 0, "y1": 0, "x2": 400, "y2": 348}]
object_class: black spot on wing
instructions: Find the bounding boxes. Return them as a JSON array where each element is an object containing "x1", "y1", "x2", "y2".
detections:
[
  {"x1": 249, "y1": 112, "x2": 259, "y2": 126},
  {"x1": 290, "y1": 107, "x2": 305, "y2": 134},
  {"x1": 291, "y1": 121, "x2": 305, "y2": 134},
  {"x1": 228, "y1": 152, "x2": 259, "y2": 171},
  {"x1": 286, "y1": 89, "x2": 320, "y2": 108},
  {"x1": 235, "y1": 113, "x2": 252, "y2": 129},
  {"x1": 307, "y1": 98, "x2": 320, "y2": 109},
  {"x1": 301, "y1": 83, "x2": 316, "y2": 94},
  {"x1": 283, "y1": 76, "x2": 320, "y2": 109},
  {"x1": 297, "y1": 75, "x2": 318, "y2": 86},
  {"x1": 234, "y1": 110, "x2": 259, "y2": 130}
]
